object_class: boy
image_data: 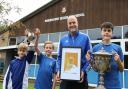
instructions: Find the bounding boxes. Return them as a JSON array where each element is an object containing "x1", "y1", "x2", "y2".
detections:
[
  {"x1": 86, "y1": 22, "x2": 124, "y2": 89},
  {"x1": 3, "y1": 42, "x2": 34, "y2": 89},
  {"x1": 34, "y1": 28, "x2": 56, "y2": 89}
]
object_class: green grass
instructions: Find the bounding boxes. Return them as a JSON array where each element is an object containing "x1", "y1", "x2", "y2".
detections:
[
  {"x1": 0, "y1": 82, "x2": 2, "y2": 89},
  {"x1": 0, "y1": 82, "x2": 35, "y2": 89},
  {"x1": 0, "y1": 82, "x2": 60, "y2": 89}
]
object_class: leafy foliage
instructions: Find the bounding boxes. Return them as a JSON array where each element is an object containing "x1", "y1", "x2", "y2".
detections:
[
  {"x1": 0, "y1": 0, "x2": 21, "y2": 24},
  {"x1": 0, "y1": 0, "x2": 22, "y2": 33}
]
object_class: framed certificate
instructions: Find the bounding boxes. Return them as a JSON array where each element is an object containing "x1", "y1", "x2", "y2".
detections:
[{"x1": 60, "y1": 47, "x2": 81, "y2": 81}]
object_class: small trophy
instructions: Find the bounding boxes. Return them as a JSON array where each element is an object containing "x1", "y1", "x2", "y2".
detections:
[{"x1": 25, "y1": 29, "x2": 35, "y2": 45}]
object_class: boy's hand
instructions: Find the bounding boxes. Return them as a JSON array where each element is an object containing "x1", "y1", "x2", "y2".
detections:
[
  {"x1": 25, "y1": 29, "x2": 29, "y2": 36},
  {"x1": 56, "y1": 71, "x2": 60, "y2": 81},
  {"x1": 35, "y1": 28, "x2": 40, "y2": 36},
  {"x1": 114, "y1": 53, "x2": 120, "y2": 61},
  {"x1": 86, "y1": 50, "x2": 91, "y2": 61}
]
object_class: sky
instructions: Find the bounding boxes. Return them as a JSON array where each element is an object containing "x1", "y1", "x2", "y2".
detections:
[{"x1": 5, "y1": 0, "x2": 52, "y2": 22}]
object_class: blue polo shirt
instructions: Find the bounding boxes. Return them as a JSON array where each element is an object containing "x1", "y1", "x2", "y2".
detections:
[
  {"x1": 93, "y1": 43, "x2": 124, "y2": 89},
  {"x1": 35, "y1": 53, "x2": 56, "y2": 89}
]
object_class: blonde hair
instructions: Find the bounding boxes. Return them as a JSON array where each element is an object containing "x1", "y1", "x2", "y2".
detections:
[
  {"x1": 44, "y1": 41, "x2": 54, "y2": 50},
  {"x1": 18, "y1": 43, "x2": 28, "y2": 51}
]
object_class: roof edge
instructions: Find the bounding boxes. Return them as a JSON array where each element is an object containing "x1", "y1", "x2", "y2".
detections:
[{"x1": 20, "y1": 0, "x2": 61, "y2": 22}]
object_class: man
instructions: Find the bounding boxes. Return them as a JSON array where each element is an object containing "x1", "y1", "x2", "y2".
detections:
[{"x1": 56, "y1": 15, "x2": 92, "y2": 89}]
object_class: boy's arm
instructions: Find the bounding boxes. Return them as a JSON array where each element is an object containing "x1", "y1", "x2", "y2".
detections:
[
  {"x1": 34, "y1": 28, "x2": 40, "y2": 55},
  {"x1": 114, "y1": 47, "x2": 124, "y2": 72},
  {"x1": 52, "y1": 74, "x2": 57, "y2": 89},
  {"x1": 56, "y1": 41, "x2": 62, "y2": 81},
  {"x1": 26, "y1": 51, "x2": 34, "y2": 63}
]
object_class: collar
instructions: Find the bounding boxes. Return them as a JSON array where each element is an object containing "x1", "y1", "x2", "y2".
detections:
[
  {"x1": 68, "y1": 31, "x2": 79, "y2": 38},
  {"x1": 100, "y1": 41, "x2": 112, "y2": 45},
  {"x1": 45, "y1": 54, "x2": 53, "y2": 58}
]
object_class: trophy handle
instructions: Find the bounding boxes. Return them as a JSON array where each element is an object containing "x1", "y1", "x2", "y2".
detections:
[{"x1": 91, "y1": 60, "x2": 98, "y2": 72}]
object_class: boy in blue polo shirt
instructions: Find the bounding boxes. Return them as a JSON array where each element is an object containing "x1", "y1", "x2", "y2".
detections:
[
  {"x1": 3, "y1": 42, "x2": 34, "y2": 89},
  {"x1": 86, "y1": 22, "x2": 124, "y2": 89},
  {"x1": 34, "y1": 28, "x2": 56, "y2": 89}
]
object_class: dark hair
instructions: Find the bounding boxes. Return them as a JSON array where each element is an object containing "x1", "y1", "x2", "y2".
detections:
[{"x1": 101, "y1": 22, "x2": 114, "y2": 31}]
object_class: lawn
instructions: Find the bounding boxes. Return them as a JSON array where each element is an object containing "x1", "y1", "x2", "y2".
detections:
[
  {"x1": 0, "y1": 82, "x2": 35, "y2": 89},
  {"x1": 0, "y1": 82, "x2": 60, "y2": 89}
]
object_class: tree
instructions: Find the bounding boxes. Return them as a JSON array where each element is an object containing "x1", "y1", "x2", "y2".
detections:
[{"x1": 0, "y1": 0, "x2": 21, "y2": 32}]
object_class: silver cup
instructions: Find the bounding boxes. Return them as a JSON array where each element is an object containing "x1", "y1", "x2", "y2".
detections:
[
  {"x1": 27, "y1": 32, "x2": 35, "y2": 42},
  {"x1": 92, "y1": 49, "x2": 112, "y2": 89},
  {"x1": 25, "y1": 29, "x2": 35, "y2": 42}
]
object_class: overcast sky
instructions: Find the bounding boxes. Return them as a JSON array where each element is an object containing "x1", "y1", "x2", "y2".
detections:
[{"x1": 5, "y1": 0, "x2": 51, "y2": 22}]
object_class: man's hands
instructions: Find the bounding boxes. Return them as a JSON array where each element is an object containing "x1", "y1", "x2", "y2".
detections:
[{"x1": 79, "y1": 71, "x2": 84, "y2": 83}]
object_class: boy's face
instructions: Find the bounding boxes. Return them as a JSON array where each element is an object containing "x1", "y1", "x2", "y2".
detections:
[
  {"x1": 18, "y1": 48, "x2": 27, "y2": 58},
  {"x1": 101, "y1": 28, "x2": 112, "y2": 41},
  {"x1": 44, "y1": 43, "x2": 53, "y2": 56}
]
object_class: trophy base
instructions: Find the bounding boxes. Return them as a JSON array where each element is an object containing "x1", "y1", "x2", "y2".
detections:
[{"x1": 95, "y1": 85, "x2": 106, "y2": 89}]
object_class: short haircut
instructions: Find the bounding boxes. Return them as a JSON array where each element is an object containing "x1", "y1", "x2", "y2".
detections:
[
  {"x1": 67, "y1": 15, "x2": 78, "y2": 23},
  {"x1": 44, "y1": 41, "x2": 54, "y2": 50},
  {"x1": 101, "y1": 22, "x2": 114, "y2": 31},
  {"x1": 18, "y1": 43, "x2": 28, "y2": 51}
]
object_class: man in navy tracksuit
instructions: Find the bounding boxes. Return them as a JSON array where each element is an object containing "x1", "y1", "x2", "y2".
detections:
[{"x1": 56, "y1": 15, "x2": 92, "y2": 89}]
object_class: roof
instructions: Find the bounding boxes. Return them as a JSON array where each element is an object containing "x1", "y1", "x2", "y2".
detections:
[
  {"x1": 20, "y1": 0, "x2": 62, "y2": 22},
  {"x1": 0, "y1": 45, "x2": 17, "y2": 50}
]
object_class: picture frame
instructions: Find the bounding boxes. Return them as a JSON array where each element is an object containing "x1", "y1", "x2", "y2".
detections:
[{"x1": 60, "y1": 47, "x2": 81, "y2": 81}]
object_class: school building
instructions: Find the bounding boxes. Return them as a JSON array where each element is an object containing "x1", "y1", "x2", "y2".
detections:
[{"x1": 0, "y1": 0, "x2": 128, "y2": 88}]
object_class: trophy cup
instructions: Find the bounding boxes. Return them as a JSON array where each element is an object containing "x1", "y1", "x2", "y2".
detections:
[
  {"x1": 25, "y1": 29, "x2": 35, "y2": 45},
  {"x1": 91, "y1": 48, "x2": 112, "y2": 89}
]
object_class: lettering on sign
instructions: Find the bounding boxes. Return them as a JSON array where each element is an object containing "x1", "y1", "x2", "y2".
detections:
[{"x1": 44, "y1": 13, "x2": 85, "y2": 23}]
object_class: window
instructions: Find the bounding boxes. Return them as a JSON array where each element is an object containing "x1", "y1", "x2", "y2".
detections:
[
  {"x1": 39, "y1": 34, "x2": 48, "y2": 43},
  {"x1": 16, "y1": 36, "x2": 25, "y2": 45},
  {"x1": 88, "y1": 28, "x2": 102, "y2": 40},
  {"x1": 49, "y1": 32, "x2": 60, "y2": 42},
  {"x1": 61, "y1": 31, "x2": 68, "y2": 38},
  {"x1": 112, "y1": 42, "x2": 120, "y2": 46},
  {"x1": 123, "y1": 25, "x2": 128, "y2": 39},
  {"x1": 112, "y1": 26, "x2": 122, "y2": 39},
  {"x1": 92, "y1": 43, "x2": 99, "y2": 47},
  {"x1": 53, "y1": 43, "x2": 58, "y2": 52},
  {"x1": 52, "y1": 54, "x2": 57, "y2": 59},
  {"x1": 124, "y1": 55, "x2": 128, "y2": 69},
  {"x1": 125, "y1": 41, "x2": 128, "y2": 52},
  {"x1": 9, "y1": 37, "x2": 16, "y2": 45},
  {"x1": 80, "y1": 29, "x2": 87, "y2": 34}
]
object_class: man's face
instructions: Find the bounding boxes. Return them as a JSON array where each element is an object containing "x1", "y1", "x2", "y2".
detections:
[
  {"x1": 101, "y1": 28, "x2": 113, "y2": 41},
  {"x1": 67, "y1": 16, "x2": 78, "y2": 33}
]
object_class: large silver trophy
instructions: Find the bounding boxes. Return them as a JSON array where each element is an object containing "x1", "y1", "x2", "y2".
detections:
[{"x1": 91, "y1": 48, "x2": 112, "y2": 89}]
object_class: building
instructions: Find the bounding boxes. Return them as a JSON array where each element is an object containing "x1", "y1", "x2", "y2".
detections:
[{"x1": 0, "y1": 0, "x2": 128, "y2": 88}]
